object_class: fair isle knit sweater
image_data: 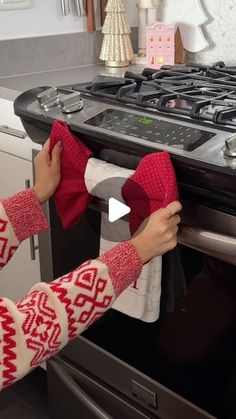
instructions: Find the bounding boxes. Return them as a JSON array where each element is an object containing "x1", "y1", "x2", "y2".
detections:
[{"x1": 0, "y1": 188, "x2": 142, "y2": 390}]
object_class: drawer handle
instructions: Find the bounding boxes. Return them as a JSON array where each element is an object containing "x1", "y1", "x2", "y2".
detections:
[{"x1": 0, "y1": 125, "x2": 26, "y2": 139}]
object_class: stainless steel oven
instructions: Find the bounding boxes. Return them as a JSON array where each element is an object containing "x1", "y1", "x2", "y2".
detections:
[
  {"x1": 17, "y1": 62, "x2": 236, "y2": 418},
  {"x1": 33, "y1": 150, "x2": 236, "y2": 419}
]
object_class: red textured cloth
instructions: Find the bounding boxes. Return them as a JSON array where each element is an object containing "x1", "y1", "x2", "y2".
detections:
[
  {"x1": 122, "y1": 152, "x2": 178, "y2": 234},
  {"x1": 49, "y1": 120, "x2": 93, "y2": 229}
]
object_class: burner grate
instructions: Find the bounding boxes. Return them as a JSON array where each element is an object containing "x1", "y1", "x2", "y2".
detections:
[{"x1": 72, "y1": 61, "x2": 236, "y2": 127}]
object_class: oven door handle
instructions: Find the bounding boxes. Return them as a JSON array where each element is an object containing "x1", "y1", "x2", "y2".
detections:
[
  {"x1": 90, "y1": 198, "x2": 236, "y2": 264},
  {"x1": 178, "y1": 225, "x2": 236, "y2": 265}
]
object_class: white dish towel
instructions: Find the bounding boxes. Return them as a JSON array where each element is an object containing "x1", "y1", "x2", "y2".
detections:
[{"x1": 85, "y1": 157, "x2": 162, "y2": 322}]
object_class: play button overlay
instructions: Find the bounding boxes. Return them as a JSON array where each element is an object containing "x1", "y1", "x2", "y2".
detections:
[
  {"x1": 108, "y1": 198, "x2": 131, "y2": 223},
  {"x1": 86, "y1": 175, "x2": 150, "y2": 243}
]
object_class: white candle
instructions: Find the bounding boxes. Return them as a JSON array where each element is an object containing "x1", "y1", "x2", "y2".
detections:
[
  {"x1": 147, "y1": 7, "x2": 157, "y2": 25},
  {"x1": 137, "y1": 0, "x2": 161, "y2": 59},
  {"x1": 138, "y1": 7, "x2": 147, "y2": 55}
]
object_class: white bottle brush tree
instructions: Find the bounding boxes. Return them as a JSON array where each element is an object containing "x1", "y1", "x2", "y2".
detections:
[{"x1": 99, "y1": 0, "x2": 134, "y2": 67}]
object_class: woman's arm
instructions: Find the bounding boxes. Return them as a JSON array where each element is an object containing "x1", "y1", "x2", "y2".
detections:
[
  {"x1": 0, "y1": 139, "x2": 62, "y2": 270},
  {"x1": 0, "y1": 188, "x2": 48, "y2": 270},
  {"x1": 0, "y1": 187, "x2": 181, "y2": 390},
  {"x1": 0, "y1": 240, "x2": 142, "y2": 390},
  {"x1": 0, "y1": 138, "x2": 181, "y2": 390}
]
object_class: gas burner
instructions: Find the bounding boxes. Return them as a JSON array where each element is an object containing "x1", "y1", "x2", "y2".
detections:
[{"x1": 72, "y1": 62, "x2": 236, "y2": 127}]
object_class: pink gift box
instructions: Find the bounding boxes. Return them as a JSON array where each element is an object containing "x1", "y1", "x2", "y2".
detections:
[{"x1": 146, "y1": 22, "x2": 175, "y2": 68}]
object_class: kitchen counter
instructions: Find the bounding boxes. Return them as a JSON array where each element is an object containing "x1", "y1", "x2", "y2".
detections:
[
  {"x1": 0, "y1": 63, "x2": 145, "y2": 94},
  {"x1": 0, "y1": 85, "x2": 20, "y2": 101}
]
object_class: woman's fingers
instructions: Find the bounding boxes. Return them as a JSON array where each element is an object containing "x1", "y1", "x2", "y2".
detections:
[
  {"x1": 33, "y1": 139, "x2": 63, "y2": 203},
  {"x1": 129, "y1": 201, "x2": 183, "y2": 264},
  {"x1": 41, "y1": 138, "x2": 50, "y2": 153},
  {"x1": 167, "y1": 214, "x2": 181, "y2": 229},
  {"x1": 154, "y1": 201, "x2": 182, "y2": 222},
  {"x1": 51, "y1": 141, "x2": 63, "y2": 169},
  {"x1": 165, "y1": 201, "x2": 182, "y2": 217},
  {"x1": 37, "y1": 138, "x2": 51, "y2": 163}
]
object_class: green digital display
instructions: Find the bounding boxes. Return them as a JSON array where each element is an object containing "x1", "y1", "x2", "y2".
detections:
[{"x1": 138, "y1": 116, "x2": 154, "y2": 125}]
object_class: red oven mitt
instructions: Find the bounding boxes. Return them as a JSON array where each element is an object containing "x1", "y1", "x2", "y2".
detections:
[
  {"x1": 49, "y1": 120, "x2": 93, "y2": 229},
  {"x1": 122, "y1": 152, "x2": 178, "y2": 234}
]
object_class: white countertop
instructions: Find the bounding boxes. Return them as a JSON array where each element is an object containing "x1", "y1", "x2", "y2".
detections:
[{"x1": 0, "y1": 63, "x2": 145, "y2": 96}]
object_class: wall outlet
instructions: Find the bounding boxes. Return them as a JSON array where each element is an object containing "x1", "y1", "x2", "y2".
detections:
[{"x1": 0, "y1": 0, "x2": 32, "y2": 11}]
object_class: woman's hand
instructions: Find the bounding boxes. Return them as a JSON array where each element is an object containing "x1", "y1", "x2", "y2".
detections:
[
  {"x1": 33, "y1": 139, "x2": 62, "y2": 204},
  {"x1": 129, "y1": 201, "x2": 182, "y2": 264}
]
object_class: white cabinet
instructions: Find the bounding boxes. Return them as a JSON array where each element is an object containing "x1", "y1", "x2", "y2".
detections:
[
  {"x1": 0, "y1": 0, "x2": 32, "y2": 11},
  {"x1": 0, "y1": 121, "x2": 41, "y2": 301},
  {"x1": 0, "y1": 148, "x2": 41, "y2": 300}
]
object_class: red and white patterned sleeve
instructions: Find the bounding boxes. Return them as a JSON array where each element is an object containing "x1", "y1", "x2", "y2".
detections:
[
  {"x1": 0, "y1": 189, "x2": 142, "y2": 390},
  {"x1": 0, "y1": 188, "x2": 48, "y2": 270}
]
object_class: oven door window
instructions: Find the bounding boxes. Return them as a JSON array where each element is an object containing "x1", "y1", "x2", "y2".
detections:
[{"x1": 82, "y1": 245, "x2": 236, "y2": 419}]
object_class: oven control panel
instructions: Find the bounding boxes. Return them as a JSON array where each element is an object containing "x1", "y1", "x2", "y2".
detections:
[{"x1": 84, "y1": 108, "x2": 215, "y2": 152}]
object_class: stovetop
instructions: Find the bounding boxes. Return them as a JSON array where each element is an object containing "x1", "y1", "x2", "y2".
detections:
[
  {"x1": 72, "y1": 61, "x2": 236, "y2": 127},
  {"x1": 13, "y1": 61, "x2": 236, "y2": 210},
  {"x1": 13, "y1": 61, "x2": 236, "y2": 179}
]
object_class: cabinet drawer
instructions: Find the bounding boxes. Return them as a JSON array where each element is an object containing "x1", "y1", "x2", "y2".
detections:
[
  {"x1": 0, "y1": 150, "x2": 41, "y2": 299},
  {"x1": 0, "y1": 98, "x2": 41, "y2": 158},
  {"x1": 48, "y1": 358, "x2": 157, "y2": 419}
]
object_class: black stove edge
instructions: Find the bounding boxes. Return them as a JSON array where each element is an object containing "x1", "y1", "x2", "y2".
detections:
[
  {"x1": 14, "y1": 82, "x2": 236, "y2": 139},
  {"x1": 13, "y1": 87, "x2": 236, "y2": 212},
  {"x1": 14, "y1": 111, "x2": 236, "y2": 210},
  {"x1": 13, "y1": 96, "x2": 236, "y2": 177}
]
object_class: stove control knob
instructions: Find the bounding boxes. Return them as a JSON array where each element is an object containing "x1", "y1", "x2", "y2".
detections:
[
  {"x1": 224, "y1": 135, "x2": 236, "y2": 158},
  {"x1": 61, "y1": 92, "x2": 84, "y2": 113},
  {"x1": 37, "y1": 87, "x2": 60, "y2": 109}
]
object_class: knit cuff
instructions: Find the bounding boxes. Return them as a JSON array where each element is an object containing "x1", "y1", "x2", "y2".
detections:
[
  {"x1": 98, "y1": 241, "x2": 142, "y2": 296},
  {"x1": 2, "y1": 189, "x2": 48, "y2": 242}
]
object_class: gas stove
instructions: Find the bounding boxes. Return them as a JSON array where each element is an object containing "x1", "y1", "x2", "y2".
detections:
[
  {"x1": 14, "y1": 63, "x2": 236, "y2": 419},
  {"x1": 14, "y1": 62, "x2": 236, "y2": 211},
  {"x1": 74, "y1": 61, "x2": 236, "y2": 128}
]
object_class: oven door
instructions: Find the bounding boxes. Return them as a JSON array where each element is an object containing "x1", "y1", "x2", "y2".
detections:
[
  {"x1": 41, "y1": 194, "x2": 236, "y2": 419},
  {"x1": 35, "y1": 148, "x2": 236, "y2": 419}
]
